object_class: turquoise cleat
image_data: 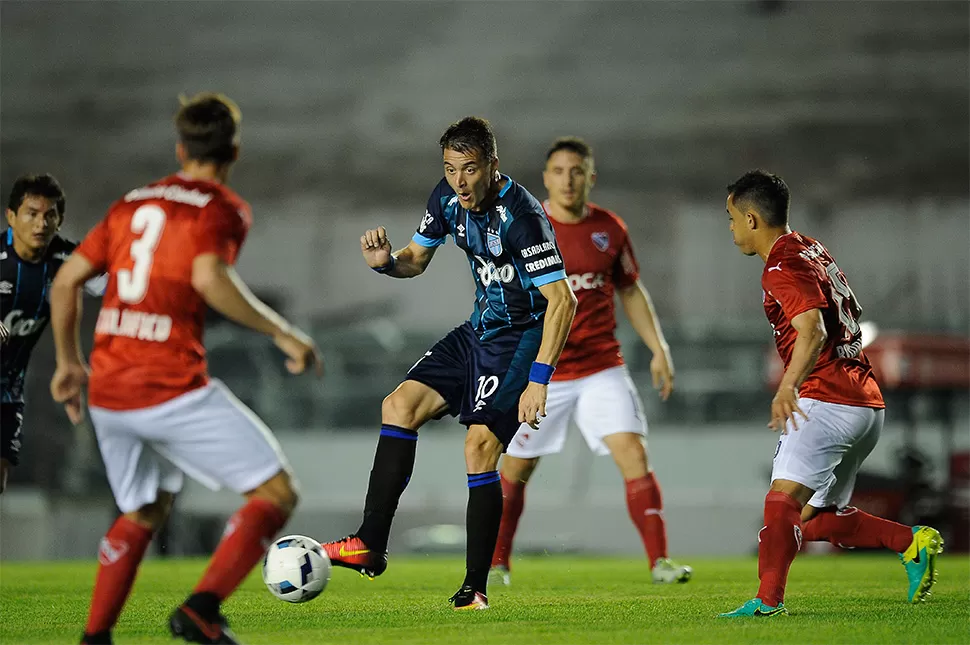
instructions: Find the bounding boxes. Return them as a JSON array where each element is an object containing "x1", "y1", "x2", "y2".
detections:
[
  {"x1": 900, "y1": 525, "x2": 943, "y2": 603},
  {"x1": 717, "y1": 598, "x2": 787, "y2": 618}
]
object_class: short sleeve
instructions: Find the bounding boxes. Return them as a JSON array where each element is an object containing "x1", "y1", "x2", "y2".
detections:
[
  {"x1": 75, "y1": 219, "x2": 110, "y2": 272},
  {"x1": 195, "y1": 200, "x2": 250, "y2": 264},
  {"x1": 764, "y1": 258, "x2": 828, "y2": 321},
  {"x1": 507, "y1": 213, "x2": 567, "y2": 287},
  {"x1": 612, "y1": 228, "x2": 640, "y2": 289},
  {"x1": 412, "y1": 183, "x2": 450, "y2": 248}
]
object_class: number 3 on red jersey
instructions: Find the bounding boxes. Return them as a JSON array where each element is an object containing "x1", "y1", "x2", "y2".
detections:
[{"x1": 117, "y1": 205, "x2": 166, "y2": 304}]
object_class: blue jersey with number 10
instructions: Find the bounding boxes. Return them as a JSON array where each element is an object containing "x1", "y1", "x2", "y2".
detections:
[{"x1": 413, "y1": 176, "x2": 566, "y2": 341}]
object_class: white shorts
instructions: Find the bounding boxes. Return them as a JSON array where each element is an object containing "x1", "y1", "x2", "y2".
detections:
[
  {"x1": 89, "y1": 379, "x2": 291, "y2": 513},
  {"x1": 506, "y1": 365, "x2": 646, "y2": 458},
  {"x1": 771, "y1": 397, "x2": 884, "y2": 509}
]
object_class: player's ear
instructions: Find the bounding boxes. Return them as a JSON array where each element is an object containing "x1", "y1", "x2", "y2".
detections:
[
  {"x1": 745, "y1": 211, "x2": 758, "y2": 231},
  {"x1": 5, "y1": 208, "x2": 15, "y2": 228},
  {"x1": 589, "y1": 170, "x2": 597, "y2": 189},
  {"x1": 175, "y1": 141, "x2": 188, "y2": 165},
  {"x1": 231, "y1": 144, "x2": 240, "y2": 162}
]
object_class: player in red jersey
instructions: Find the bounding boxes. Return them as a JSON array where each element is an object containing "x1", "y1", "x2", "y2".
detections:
[
  {"x1": 718, "y1": 170, "x2": 942, "y2": 618},
  {"x1": 490, "y1": 137, "x2": 691, "y2": 585},
  {"x1": 49, "y1": 94, "x2": 321, "y2": 645}
]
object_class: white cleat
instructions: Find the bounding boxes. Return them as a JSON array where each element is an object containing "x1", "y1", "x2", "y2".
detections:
[
  {"x1": 652, "y1": 557, "x2": 692, "y2": 584},
  {"x1": 489, "y1": 565, "x2": 511, "y2": 586}
]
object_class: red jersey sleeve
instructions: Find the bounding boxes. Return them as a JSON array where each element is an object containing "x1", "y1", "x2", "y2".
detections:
[
  {"x1": 612, "y1": 227, "x2": 640, "y2": 289},
  {"x1": 764, "y1": 257, "x2": 828, "y2": 321},
  {"x1": 75, "y1": 218, "x2": 111, "y2": 272},
  {"x1": 194, "y1": 200, "x2": 250, "y2": 265}
]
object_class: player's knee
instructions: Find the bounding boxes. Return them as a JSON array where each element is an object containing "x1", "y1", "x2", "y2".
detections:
[
  {"x1": 501, "y1": 455, "x2": 538, "y2": 483},
  {"x1": 381, "y1": 391, "x2": 421, "y2": 429},
  {"x1": 249, "y1": 470, "x2": 299, "y2": 516},
  {"x1": 128, "y1": 491, "x2": 175, "y2": 532},
  {"x1": 464, "y1": 427, "x2": 502, "y2": 470}
]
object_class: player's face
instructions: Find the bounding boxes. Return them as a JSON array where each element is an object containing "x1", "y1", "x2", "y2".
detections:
[
  {"x1": 544, "y1": 150, "x2": 594, "y2": 210},
  {"x1": 443, "y1": 147, "x2": 497, "y2": 212},
  {"x1": 726, "y1": 194, "x2": 757, "y2": 256},
  {"x1": 6, "y1": 194, "x2": 60, "y2": 253}
]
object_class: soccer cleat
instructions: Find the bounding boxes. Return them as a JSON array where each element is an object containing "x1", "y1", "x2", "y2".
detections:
[
  {"x1": 169, "y1": 605, "x2": 241, "y2": 644},
  {"x1": 651, "y1": 557, "x2": 693, "y2": 584},
  {"x1": 449, "y1": 584, "x2": 489, "y2": 610},
  {"x1": 717, "y1": 598, "x2": 788, "y2": 618},
  {"x1": 900, "y1": 525, "x2": 943, "y2": 603},
  {"x1": 489, "y1": 565, "x2": 511, "y2": 586},
  {"x1": 321, "y1": 534, "x2": 387, "y2": 579},
  {"x1": 79, "y1": 631, "x2": 112, "y2": 645}
]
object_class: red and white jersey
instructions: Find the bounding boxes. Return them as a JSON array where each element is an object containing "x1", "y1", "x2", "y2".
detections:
[
  {"x1": 762, "y1": 232, "x2": 883, "y2": 408},
  {"x1": 545, "y1": 202, "x2": 640, "y2": 381},
  {"x1": 75, "y1": 174, "x2": 251, "y2": 410}
]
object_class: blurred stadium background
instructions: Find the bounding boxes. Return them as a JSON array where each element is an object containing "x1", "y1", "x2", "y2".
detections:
[{"x1": 1, "y1": 0, "x2": 967, "y2": 561}]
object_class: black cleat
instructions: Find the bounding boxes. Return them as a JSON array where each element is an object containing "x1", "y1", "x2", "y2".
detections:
[
  {"x1": 80, "y1": 631, "x2": 112, "y2": 644},
  {"x1": 449, "y1": 584, "x2": 489, "y2": 610},
  {"x1": 169, "y1": 605, "x2": 241, "y2": 644}
]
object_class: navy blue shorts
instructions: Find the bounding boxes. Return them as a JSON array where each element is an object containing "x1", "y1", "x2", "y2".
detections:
[
  {"x1": 1, "y1": 402, "x2": 24, "y2": 466},
  {"x1": 406, "y1": 321, "x2": 542, "y2": 446}
]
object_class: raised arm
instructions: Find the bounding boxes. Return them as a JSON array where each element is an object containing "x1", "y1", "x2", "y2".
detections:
[{"x1": 361, "y1": 226, "x2": 437, "y2": 278}]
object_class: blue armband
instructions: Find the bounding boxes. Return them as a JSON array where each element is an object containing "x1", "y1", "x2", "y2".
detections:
[
  {"x1": 529, "y1": 361, "x2": 555, "y2": 385},
  {"x1": 372, "y1": 255, "x2": 395, "y2": 274}
]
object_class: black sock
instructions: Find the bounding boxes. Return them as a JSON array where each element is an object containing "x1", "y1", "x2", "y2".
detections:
[
  {"x1": 356, "y1": 424, "x2": 418, "y2": 553},
  {"x1": 183, "y1": 591, "x2": 220, "y2": 621},
  {"x1": 464, "y1": 471, "x2": 503, "y2": 593}
]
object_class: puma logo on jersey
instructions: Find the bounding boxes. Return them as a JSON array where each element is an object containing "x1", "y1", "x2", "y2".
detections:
[{"x1": 767, "y1": 263, "x2": 782, "y2": 272}]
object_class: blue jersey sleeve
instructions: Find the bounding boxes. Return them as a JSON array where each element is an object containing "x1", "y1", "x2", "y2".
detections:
[
  {"x1": 507, "y1": 213, "x2": 567, "y2": 287},
  {"x1": 412, "y1": 181, "x2": 451, "y2": 248}
]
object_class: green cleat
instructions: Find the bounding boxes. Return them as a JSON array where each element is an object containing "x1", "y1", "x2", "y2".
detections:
[
  {"x1": 718, "y1": 598, "x2": 787, "y2": 618},
  {"x1": 900, "y1": 525, "x2": 943, "y2": 603}
]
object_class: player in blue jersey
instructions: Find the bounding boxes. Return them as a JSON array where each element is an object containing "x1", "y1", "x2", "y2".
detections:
[
  {"x1": 321, "y1": 117, "x2": 577, "y2": 610},
  {"x1": 1, "y1": 174, "x2": 102, "y2": 493}
]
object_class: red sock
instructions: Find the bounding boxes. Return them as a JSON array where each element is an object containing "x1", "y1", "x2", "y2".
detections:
[
  {"x1": 193, "y1": 498, "x2": 288, "y2": 601},
  {"x1": 85, "y1": 517, "x2": 153, "y2": 635},
  {"x1": 491, "y1": 474, "x2": 525, "y2": 568},
  {"x1": 756, "y1": 491, "x2": 803, "y2": 607},
  {"x1": 802, "y1": 506, "x2": 912, "y2": 552},
  {"x1": 625, "y1": 472, "x2": 667, "y2": 567}
]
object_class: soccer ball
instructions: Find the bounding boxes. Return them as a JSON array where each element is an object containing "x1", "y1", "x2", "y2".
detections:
[{"x1": 262, "y1": 535, "x2": 331, "y2": 603}]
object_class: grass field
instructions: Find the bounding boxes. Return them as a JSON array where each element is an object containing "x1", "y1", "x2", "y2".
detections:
[{"x1": 1, "y1": 554, "x2": 967, "y2": 644}]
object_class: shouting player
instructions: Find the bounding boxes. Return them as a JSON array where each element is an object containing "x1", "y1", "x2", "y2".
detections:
[
  {"x1": 1, "y1": 173, "x2": 103, "y2": 494},
  {"x1": 718, "y1": 170, "x2": 942, "y2": 618},
  {"x1": 49, "y1": 93, "x2": 320, "y2": 645},
  {"x1": 490, "y1": 138, "x2": 692, "y2": 585},
  {"x1": 321, "y1": 117, "x2": 577, "y2": 610}
]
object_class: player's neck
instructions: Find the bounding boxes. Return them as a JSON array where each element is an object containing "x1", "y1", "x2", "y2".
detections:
[
  {"x1": 11, "y1": 235, "x2": 46, "y2": 263},
  {"x1": 544, "y1": 199, "x2": 586, "y2": 224},
  {"x1": 179, "y1": 161, "x2": 229, "y2": 185},
  {"x1": 757, "y1": 227, "x2": 793, "y2": 262}
]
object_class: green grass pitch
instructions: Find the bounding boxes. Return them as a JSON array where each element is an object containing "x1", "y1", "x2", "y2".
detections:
[{"x1": 1, "y1": 554, "x2": 967, "y2": 644}]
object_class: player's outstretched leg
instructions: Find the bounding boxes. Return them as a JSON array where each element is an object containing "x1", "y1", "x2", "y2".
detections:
[
  {"x1": 450, "y1": 425, "x2": 503, "y2": 610},
  {"x1": 719, "y1": 486, "x2": 803, "y2": 618},
  {"x1": 170, "y1": 471, "x2": 296, "y2": 645},
  {"x1": 490, "y1": 456, "x2": 539, "y2": 586},
  {"x1": 80, "y1": 493, "x2": 173, "y2": 645},
  {"x1": 321, "y1": 423, "x2": 418, "y2": 578},
  {"x1": 802, "y1": 507, "x2": 943, "y2": 603}
]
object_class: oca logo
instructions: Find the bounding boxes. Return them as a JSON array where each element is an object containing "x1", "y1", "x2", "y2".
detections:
[
  {"x1": 477, "y1": 262, "x2": 515, "y2": 286},
  {"x1": 3, "y1": 310, "x2": 46, "y2": 337},
  {"x1": 568, "y1": 273, "x2": 606, "y2": 291}
]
